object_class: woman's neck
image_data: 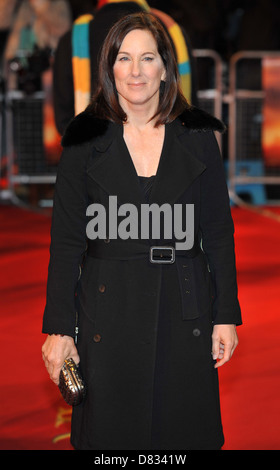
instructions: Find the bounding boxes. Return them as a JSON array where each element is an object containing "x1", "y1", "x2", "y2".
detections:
[{"x1": 119, "y1": 98, "x2": 159, "y2": 131}]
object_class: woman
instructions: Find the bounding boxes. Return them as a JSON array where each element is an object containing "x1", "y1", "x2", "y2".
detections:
[{"x1": 42, "y1": 12, "x2": 242, "y2": 450}]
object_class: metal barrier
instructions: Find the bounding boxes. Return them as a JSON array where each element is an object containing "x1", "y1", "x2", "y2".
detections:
[
  {"x1": 0, "y1": 49, "x2": 224, "y2": 209},
  {"x1": 4, "y1": 90, "x2": 57, "y2": 207},
  {"x1": 6, "y1": 50, "x2": 279, "y2": 209},
  {"x1": 193, "y1": 49, "x2": 223, "y2": 150},
  {"x1": 228, "y1": 51, "x2": 280, "y2": 205}
]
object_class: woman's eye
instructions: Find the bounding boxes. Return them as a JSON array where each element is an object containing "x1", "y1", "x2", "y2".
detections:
[
  {"x1": 143, "y1": 57, "x2": 153, "y2": 61},
  {"x1": 119, "y1": 56, "x2": 129, "y2": 61}
]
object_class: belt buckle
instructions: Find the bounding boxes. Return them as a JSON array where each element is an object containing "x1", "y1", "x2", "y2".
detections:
[{"x1": 149, "y1": 246, "x2": 175, "y2": 264}]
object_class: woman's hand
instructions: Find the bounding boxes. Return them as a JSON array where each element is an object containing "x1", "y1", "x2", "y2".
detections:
[
  {"x1": 212, "y1": 324, "x2": 238, "y2": 368},
  {"x1": 42, "y1": 334, "x2": 80, "y2": 385}
]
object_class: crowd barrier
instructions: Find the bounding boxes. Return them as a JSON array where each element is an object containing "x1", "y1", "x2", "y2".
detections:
[
  {"x1": 227, "y1": 50, "x2": 280, "y2": 206},
  {"x1": 3, "y1": 90, "x2": 57, "y2": 207},
  {"x1": 1, "y1": 50, "x2": 280, "y2": 208},
  {"x1": 193, "y1": 49, "x2": 223, "y2": 150}
]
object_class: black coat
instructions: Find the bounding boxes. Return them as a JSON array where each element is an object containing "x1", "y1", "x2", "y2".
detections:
[{"x1": 43, "y1": 106, "x2": 242, "y2": 450}]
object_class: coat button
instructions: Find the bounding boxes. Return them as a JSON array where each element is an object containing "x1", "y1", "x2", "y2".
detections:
[
  {"x1": 93, "y1": 334, "x2": 101, "y2": 343},
  {"x1": 98, "y1": 284, "x2": 106, "y2": 293},
  {"x1": 193, "y1": 328, "x2": 201, "y2": 337}
]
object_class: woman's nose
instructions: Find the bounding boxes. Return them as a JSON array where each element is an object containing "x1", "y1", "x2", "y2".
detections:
[{"x1": 131, "y1": 60, "x2": 141, "y2": 76}]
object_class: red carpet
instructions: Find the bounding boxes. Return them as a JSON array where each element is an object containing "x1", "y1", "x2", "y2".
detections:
[{"x1": 0, "y1": 204, "x2": 279, "y2": 450}]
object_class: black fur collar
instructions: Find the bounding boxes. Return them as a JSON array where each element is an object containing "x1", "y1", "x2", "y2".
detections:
[{"x1": 61, "y1": 105, "x2": 226, "y2": 147}]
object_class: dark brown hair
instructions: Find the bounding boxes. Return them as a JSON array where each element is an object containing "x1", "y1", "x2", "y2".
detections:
[{"x1": 87, "y1": 12, "x2": 189, "y2": 126}]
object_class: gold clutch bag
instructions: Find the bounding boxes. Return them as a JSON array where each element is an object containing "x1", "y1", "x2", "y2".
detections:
[{"x1": 58, "y1": 358, "x2": 86, "y2": 406}]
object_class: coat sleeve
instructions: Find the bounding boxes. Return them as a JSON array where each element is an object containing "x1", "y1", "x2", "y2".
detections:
[
  {"x1": 42, "y1": 142, "x2": 89, "y2": 337},
  {"x1": 199, "y1": 131, "x2": 242, "y2": 326}
]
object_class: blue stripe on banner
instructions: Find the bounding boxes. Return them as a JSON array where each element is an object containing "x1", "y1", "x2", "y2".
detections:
[
  {"x1": 72, "y1": 23, "x2": 90, "y2": 58},
  {"x1": 178, "y1": 61, "x2": 190, "y2": 75}
]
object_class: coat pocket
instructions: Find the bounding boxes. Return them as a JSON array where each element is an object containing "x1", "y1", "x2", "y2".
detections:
[
  {"x1": 78, "y1": 256, "x2": 100, "y2": 325},
  {"x1": 176, "y1": 253, "x2": 212, "y2": 321}
]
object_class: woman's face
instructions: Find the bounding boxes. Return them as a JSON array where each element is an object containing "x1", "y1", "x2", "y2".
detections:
[{"x1": 113, "y1": 29, "x2": 166, "y2": 111}]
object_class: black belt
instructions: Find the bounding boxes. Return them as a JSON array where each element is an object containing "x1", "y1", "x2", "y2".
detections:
[{"x1": 87, "y1": 239, "x2": 201, "y2": 264}]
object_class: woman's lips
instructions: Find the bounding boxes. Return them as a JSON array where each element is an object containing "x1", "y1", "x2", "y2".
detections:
[{"x1": 128, "y1": 83, "x2": 146, "y2": 87}]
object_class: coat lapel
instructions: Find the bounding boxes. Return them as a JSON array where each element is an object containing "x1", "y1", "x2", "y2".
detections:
[
  {"x1": 86, "y1": 122, "x2": 144, "y2": 208},
  {"x1": 86, "y1": 119, "x2": 206, "y2": 208},
  {"x1": 86, "y1": 118, "x2": 206, "y2": 207},
  {"x1": 149, "y1": 119, "x2": 206, "y2": 206}
]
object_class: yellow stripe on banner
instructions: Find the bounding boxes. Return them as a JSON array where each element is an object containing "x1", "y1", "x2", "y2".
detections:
[
  {"x1": 72, "y1": 57, "x2": 91, "y2": 94},
  {"x1": 74, "y1": 13, "x2": 94, "y2": 25},
  {"x1": 168, "y1": 23, "x2": 189, "y2": 64},
  {"x1": 180, "y1": 74, "x2": 191, "y2": 102},
  {"x1": 73, "y1": 56, "x2": 92, "y2": 114}
]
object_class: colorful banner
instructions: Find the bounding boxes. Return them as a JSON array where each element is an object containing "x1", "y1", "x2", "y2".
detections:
[{"x1": 262, "y1": 57, "x2": 280, "y2": 166}]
